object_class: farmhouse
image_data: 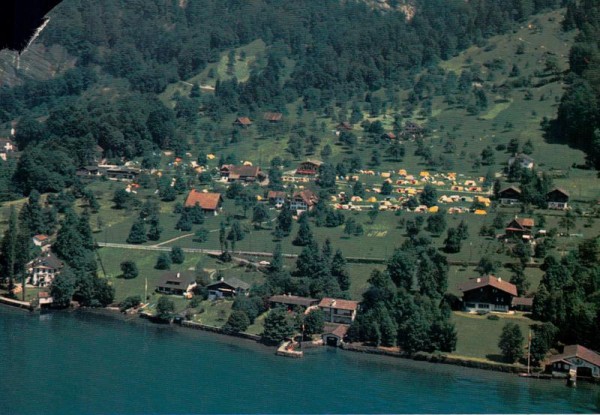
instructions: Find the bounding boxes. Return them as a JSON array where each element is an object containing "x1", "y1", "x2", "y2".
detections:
[
  {"x1": 184, "y1": 190, "x2": 222, "y2": 214},
  {"x1": 318, "y1": 298, "x2": 359, "y2": 324},
  {"x1": 546, "y1": 188, "x2": 569, "y2": 210},
  {"x1": 296, "y1": 159, "x2": 323, "y2": 175},
  {"x1": 458, "y1": 275, "x2": 518, "y2": 313},
  {"x1": 155, "y1": 271, "x2": 197, "y2": 296},
  {"x1": 545, "y1": 345, "x2": 600, "y2": 379},
  {"x1": 505, "y1": 217, "x2": 535, "y2": 238},
  {"x1": 508, "y1": 153, "x2": 535, "y2": 170},
  {"x1": 498, "y1": 186, "x2": 521, "y2": 205},
  {"x1": 27, "y1": 252, "x2": 64, "y2": 287},
  {"x1": 269, "y1": 294, "x2": 318, "y2": 311},
  {"x1": 206, "y1": 277, "x2": 250, "y2": 299},
  {"x1": 220, "y1": 164, "x2": 264, "y2": 182},
  {"x1": 290, "y1": 189, "x2": 318, "y2": 212},
  {"x1": 267, "y1": 190, "x2": 286, "y2": 207},
  {"x1": 263, "y1": 112, "x2": 283, "y2": 122},
  {"x1": 105, "y1": 167, "x2": 140, "y2": 181},
  {"x1": 233, "y1": 117, "x2": 252, "y2": 128},
  {"x1": 402, "y1": 121, "x2": 424, "y2": 138}
]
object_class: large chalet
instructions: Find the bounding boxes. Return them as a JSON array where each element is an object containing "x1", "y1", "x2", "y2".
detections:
[
  {"x1": 290, "y1": 189, "x2": 318, "y2": 212},
  {"x1": 296, "y1": 160, "x2": 323, "y2": 176},
  {"x1": 546, "y1": 188, "x2": 569, "y2": 210},
  {"x1": 505, "y1": 217, "x2": 534, "y2": 238},
  {"x1": 458, "y1": 275, "x2": 518, "y2": 313},
  {"x1": 27, "y1": 252, "x2": 64, "y2": 287},
  {"x1": 498, "y1": 186, "x2": 521, "y2": 205}
]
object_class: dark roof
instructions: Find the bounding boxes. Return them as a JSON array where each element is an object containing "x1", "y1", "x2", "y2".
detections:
[
  {"x1": 499, "y1": 186, "x2": 521, "y2": 195},
  {"x1": 184, "y1": 190, "x2": 222, "y2": 210},
  {"x1": 30, "y1": 253, "x2": 63, "y2": 270},
  {"x1": 547, "y1": 345, "x2": 600, "y2": 368},
  {"x1": 458, "y1": 275, "x2": 518, "y2": 297},
  {"x1": 318, "y1": 298, "x2": 359, "y2": 311},
  {"x1": 269, "y1": 295, "x2": 318, "y2": 307},
  {"x1": 221, "y1": 165, "x2": 261, "y2": 178},
  {"x1": 547, "y1": 187, "x2": 569, "y2": 197},
  {"x1": 207, "y1": 277, "x2": 250, "y2": 291},
  {"x1": 156, "y1": 271, "x2": 196, "y2": 288}
]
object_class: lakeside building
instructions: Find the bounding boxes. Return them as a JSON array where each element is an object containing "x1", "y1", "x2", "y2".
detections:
[
  {"x1": 545, "y1": 345, "x2": 600, "y2": 379},
  {"x1": 155, "y1": 272, "x2": 197, "y2": 296},
  {"x1": 268, "y1": 294, "x2": 318, "y2": 311},
  {"x1": 26, "y1": 252, "x2": 64, "y2": 287},
  {"x1": 458, "y1": 275, "x2": 517, "y2": 313},
  {"x1": 206, "y1": 277, "x2": 250, "y2": 299},
  {"x1": 318, "y1": 298, "x2": 359, "y2": 324}
]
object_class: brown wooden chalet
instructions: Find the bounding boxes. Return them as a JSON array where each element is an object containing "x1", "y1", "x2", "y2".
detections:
[
  {"x1": 547, "y1": 188, "x2": 569, "y2": 210},
  {"x1": 269, "y1": 294, "x2": 319, "y2": 310},
  {"x1": 498, "y1": 186, "x2": 521, "y2": 205},
  {"x1": 458, "y1": 275, "x2": 518, "y2": 313},
  {"x1": 206, "y1": 277, "x2": 250, "y2": 299},
  {"x1": 233, "y1": 117, "x2": 253, "y2": 128},
  {"x1": 296, "y1": 159, "x2": 323, "y2": 175},
  {"x1": 545, "y1": 345, "x2": 600, "y2": 378},
  {"x1": 184, "y1": 190, "x2": 222, "y2": 214},
  {"x1": 290, "y1": 189, "x2": 318, "y2": 212},
  {"x1": 156, "y1": 271, "x2": 197, "y2": 296},
  {"x1": 505, "y1": 217, "x2": 534, "y2": 238},
  {"x1": 220, "y1": 164, "x2": 264, "y2": 182},
  {"x1": 263, "y1": 112, "x2": 283, "y2": 122},
  {"x1": 105, "y1": 167, "x2": 140, "y2": 181}
]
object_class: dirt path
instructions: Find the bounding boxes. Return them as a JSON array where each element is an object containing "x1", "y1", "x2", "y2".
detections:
[{"x1": 153, "y1": 233, "x2": 194, "y2": 247}]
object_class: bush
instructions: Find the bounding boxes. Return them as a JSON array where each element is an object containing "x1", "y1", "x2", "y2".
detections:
[
  {"x1": 486, "y1": 314, "x2": 500, "y2": 321},
  {"x1": 120, "y1": 295, "x2": 142, "y2": 312},
  {"x1": 120, "y1": 261, "x2": 139, "y2": 279},
  {"x1": 155, "y1": 253, "x2": 171, "y2": 270}
]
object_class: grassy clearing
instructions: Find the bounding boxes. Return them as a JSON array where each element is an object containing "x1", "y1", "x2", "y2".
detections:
[{"x1": 451, "y1": 311, "x2": 534, "y2": 362}]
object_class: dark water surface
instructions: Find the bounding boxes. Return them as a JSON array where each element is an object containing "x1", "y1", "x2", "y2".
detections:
[{"x1": 1, "y1": 306, "x2": 598, "y2": 414}]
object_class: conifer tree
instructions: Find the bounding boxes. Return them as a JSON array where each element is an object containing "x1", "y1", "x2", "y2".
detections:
[{"x1": 127, "y1": 219, "x2": 148, "y2": 244}]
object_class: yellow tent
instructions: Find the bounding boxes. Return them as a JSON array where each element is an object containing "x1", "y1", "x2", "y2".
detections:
[
  {"x1": 243, "y1": 161, "x2": 253, "y2": 166},
  {"x1": 207, "y1": 154, "x2": 216, "y2": 160},
  {"x1": 474, "y1": 209, "x2": 487, "y2": 215},
  {"x1": 398, "y1": 169, "x2": 407, "y2": 176},
  {"x1": 419, "y1": 171, "x2": 430, "y2": 177},
  {"x1": 381, "y1": 172, "x2": 391, "y2": 178},
  {"x1": 428, "y1": 206, "x2": 439, "y2": 213},
  {"x1": 256, "y1": 195, "x2": 262, "y2": 201},
  {"x1": 367, "y1": 197, "x2": 378, "y2": 203}
]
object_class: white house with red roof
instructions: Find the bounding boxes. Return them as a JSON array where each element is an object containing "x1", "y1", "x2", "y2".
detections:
[{"x1": 318, "y1": 297, "x2": 359, "y2": 324}]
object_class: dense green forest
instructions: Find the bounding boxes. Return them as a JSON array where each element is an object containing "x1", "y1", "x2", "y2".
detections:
[
  {"x1": 553, "y1": 0, "x2": 600, "y2": 167},
  {"x1": 0, "y1": 0, "x2": 566, "y2": 197}
]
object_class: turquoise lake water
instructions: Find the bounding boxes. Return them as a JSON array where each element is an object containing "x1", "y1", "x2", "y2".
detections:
[{"x1": 1, "y1": 306, "x2": 599, "y2": 414}]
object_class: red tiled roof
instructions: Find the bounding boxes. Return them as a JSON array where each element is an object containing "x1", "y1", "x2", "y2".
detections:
[
  {"x1": 184, "y1": 190, "x2": 222, "y2": 210},
  {"x1": 458, "y1": 275, "x2": 518, "y2": 297},
  {"x1": 293, "y1": 189, "x2": 318, "y2": 207},
  {"x1": 234, "y1": 117, "x2": 252, "y2": 125},
  {"x1": 318, "y1": 297, "x2": 359, "y2": 311},
  {"x1": 383, "y1": 132, "x2": 396, "y2": 139},
  {"x1": 33, "y1": 234, "x2": 49, "y2": 241},
  {"x1": 267, "y1": 191, "x2": 286, "y2": 199},
  {"x1": 547, "y1": 345, "x2": 600, "y2": 367}
]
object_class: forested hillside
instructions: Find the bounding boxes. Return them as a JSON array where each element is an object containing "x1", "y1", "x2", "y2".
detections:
[
  {"x1": 553, "y1": 0, "x2": 600, "y2": 167},
  {"x1": 0, "y1": 0, "x2": 566, "y2": 197}
]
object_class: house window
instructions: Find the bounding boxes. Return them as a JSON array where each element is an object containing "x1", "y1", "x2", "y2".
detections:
[
  {"x1": 478, "y1": 303, "x2": 489, "y2": 309},
  {"x1": 466, "y1": 303, "x2": 475, "y2": 308}
]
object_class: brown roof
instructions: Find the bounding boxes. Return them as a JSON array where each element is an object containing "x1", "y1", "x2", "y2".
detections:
[
  {"x1": 234, "y1": 117, "x2": 252, "y2": 126},
  {"x1": 547, "y1": 345, "x2": 600, "y2": 367},
  {"x1": 323, "y1": 323, "x2": 349, "y2": 338},
  {"x1": 547, "y1": 187, "x2": 569, "y2": 197},
  {"x1": 184, "y1": 190, "x2": 222, "y2": 210},
  {"x1": 263, "y1": 112, "x2": 283, "y2": 121},
  {"x1": 33, "y1": 234, "x2": 49, "y2": 241},
  {"x1": 318, "y1": 297, "x2": 359, "y2": 311},
  {"x1": 293, "y1": 189, "x2": 319, "y2": 207},
  {"x1": 337, "y1": 122, "x2": 353, "y2": 130},
  {"x1": 267, "y1": 191, "x2": 286, "y2": 199},
  {"x1": 221, "y1": 165, "x2": 261, "y2": 179},
  {"x1": 512, "y1": 297, "x2": 533, "y2": 307},
  {"x1": 269, "y1": 295, "x2": 318, "y2": 307},
  {"x1": 499, "y1": 186, "x2": 521, "y2": 195},
  {"x1": 515, "y1": 218, "x2": 534, "y2": 228},
  {"x1": 156, "y1": 271, "x2": 196, "y2": 289},
  {"x1": 458, "y1": 275, "x2": 518, "y2": 297},
  {"x1": 383, "y1": 132, "x2": 396, "y2": 139}
]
